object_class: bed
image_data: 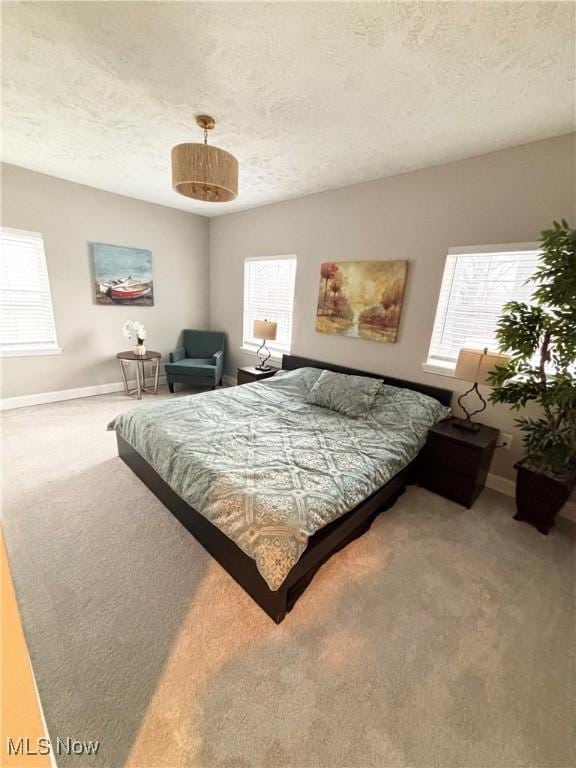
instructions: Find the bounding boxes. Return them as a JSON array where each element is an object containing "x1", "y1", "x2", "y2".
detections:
[{"x1": 110, "y1": 354, "x2": 452, "y2": 623}]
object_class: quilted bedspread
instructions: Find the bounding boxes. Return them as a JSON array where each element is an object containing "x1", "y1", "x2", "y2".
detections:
[{"x1": 108, "y1": 368, "x2": 449, "y2": 590}]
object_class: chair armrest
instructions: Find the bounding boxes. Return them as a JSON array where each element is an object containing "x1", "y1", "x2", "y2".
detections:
[
  {"x1": 211, "y1": 349, "x2": 224, "y2": 378},
  {"x1": 170, "y1": 347, "x2": 186, "y2": 363}
]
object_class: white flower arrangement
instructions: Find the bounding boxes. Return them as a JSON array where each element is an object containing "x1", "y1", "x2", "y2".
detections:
[{"x1": 123, "y1": 320, "x2": 147, "y2": 345}]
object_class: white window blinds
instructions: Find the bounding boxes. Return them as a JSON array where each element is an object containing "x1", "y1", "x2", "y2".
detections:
[
  {"x1": 0, "y1": 228, "x2": 60, "y2": 353},
  {"x1": 243, "y1": 256, "x2": 297, "y2": 355},
  {"x1": 427, "y1": 244, "x2": 541, "y2": 367}
]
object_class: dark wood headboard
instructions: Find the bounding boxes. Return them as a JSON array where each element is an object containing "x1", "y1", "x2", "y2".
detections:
[{"x1": 281, "y1": 354, "x2": 453, "y2": 407}]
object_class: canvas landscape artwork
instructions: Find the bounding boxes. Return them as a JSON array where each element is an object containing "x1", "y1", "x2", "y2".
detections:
[
  {"x1": 316, "y1": 260, "x2": 408, "y2": 343},
  {"x1": 91, "y1": 242, "x2": 154, "y2": 305}
]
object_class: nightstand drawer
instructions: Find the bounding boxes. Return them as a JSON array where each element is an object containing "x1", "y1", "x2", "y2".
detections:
[
  {"x1": 420, "y1": 463, "x2": 482, "y2": 508},
  {"x1": 420, "y1": 432, "x2": 482, "y2": 478},
  {"x1": 419, "y1": 418, "x2": 498, "y2": 508},
  {"x1": 237, "y1": 370, "x2": 255, "y2": 385},
  {"x1": 237, "y1": 366, "x2": 278, "y2": 385}
]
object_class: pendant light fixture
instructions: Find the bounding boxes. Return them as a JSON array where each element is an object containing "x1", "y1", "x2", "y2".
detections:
[{"x1": 171, "y1": 115, "x2": 238, "y2": 202}]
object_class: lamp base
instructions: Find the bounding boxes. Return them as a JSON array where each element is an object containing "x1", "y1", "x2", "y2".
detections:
[
  {"x1": 452, "y1": 418, "x2": 481, "y2": 433},
  {"x1": 455, "y1": 382, "x2": 486, "y2": 432},
  {"x1": 256, "y1": 339, "x2": 272, "y2": 372}
]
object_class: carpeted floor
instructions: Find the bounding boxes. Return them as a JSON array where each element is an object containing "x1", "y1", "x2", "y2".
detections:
[{"x1": 1, "y1": 388, "x2": 575, "y2": 768}]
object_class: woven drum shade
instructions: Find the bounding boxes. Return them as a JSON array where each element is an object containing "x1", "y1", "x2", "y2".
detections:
[
  {"x1": 171, "y1": 142, "x2": 238, "y2": 202},
  {"x1": 253, "y1": 319, "x2": 277, "y2": 341},
  {"x1": 454, "y1": 348, "x2": 510, "y2": 385}
]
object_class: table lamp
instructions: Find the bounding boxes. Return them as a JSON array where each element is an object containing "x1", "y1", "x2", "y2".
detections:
[
  {"x1": 453, "y1": 347, "x2": 510, "y2": 432},
  {"x1": 253, "y1": 319, "x2": 277, "y2": 371}
]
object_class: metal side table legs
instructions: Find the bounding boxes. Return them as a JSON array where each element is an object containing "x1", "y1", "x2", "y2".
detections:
[{"x1": 118, "y1": 355, "x2": 160, "y2": 399}]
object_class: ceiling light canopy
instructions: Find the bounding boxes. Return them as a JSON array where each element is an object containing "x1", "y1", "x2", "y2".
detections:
[{"x1": 171, "y1": 115, "x2": 238, "y2": 203}]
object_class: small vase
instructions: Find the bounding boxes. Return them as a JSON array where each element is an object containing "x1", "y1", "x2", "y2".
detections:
[{"x1": 134, "y1": 344, "x2": 146, "y2": 356}]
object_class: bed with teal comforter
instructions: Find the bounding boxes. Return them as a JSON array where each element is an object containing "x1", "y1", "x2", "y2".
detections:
[{"x1": 108, "y1": 367, "x2": 449, "y2": 590}]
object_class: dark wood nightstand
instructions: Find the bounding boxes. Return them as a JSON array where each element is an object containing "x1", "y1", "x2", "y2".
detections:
[
  {"x1": 419, "y1": 418, "x2": 499, "y2": 508},
  {"x1": 237, "y1": 366, "x2": 279, "y2": 385}
]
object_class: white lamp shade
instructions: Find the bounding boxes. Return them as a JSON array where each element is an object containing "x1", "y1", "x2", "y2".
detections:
[
  {"x1": 454, "y1": 348, "x2": 510, "y2": 385},
  {"x1": 253, "y1": 319, "x2": 277, "y2": 341}
]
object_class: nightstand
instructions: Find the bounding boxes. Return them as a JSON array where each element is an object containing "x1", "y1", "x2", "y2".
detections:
[
  {"x1": 419, "y1": 418, "x2": 499, "y2": 508},
  {"x1": 237, "y1": 366, "x2": 279, "y2": 385}
]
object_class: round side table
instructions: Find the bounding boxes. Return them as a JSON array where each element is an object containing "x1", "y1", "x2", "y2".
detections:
[{"x1": 116, "y1": 351, "x2": 161, "y2": 400}]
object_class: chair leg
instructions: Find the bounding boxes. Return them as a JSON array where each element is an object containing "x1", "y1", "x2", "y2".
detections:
[{"x1": 168, "y1": 382, "x2": 174, "y2": 393}]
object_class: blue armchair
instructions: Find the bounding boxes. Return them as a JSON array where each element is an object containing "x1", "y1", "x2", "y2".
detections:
[{"x1": 166, "y1": 330, "x2": 225, "y2": 392}]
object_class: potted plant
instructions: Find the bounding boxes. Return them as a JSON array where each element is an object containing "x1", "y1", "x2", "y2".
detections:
[
  {"x1": 123, "y1": 320, "x2": 147, "y2": 356},
  {"x1": 488, "y1": 219, "x2": 576, "y2": 534}
]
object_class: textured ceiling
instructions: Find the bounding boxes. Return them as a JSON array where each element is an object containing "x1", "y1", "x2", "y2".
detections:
[{"x1": 2, "y1": 2, "x2": 574, "y2": 216}]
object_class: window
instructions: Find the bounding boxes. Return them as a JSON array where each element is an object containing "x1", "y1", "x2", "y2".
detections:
[
  {"x1": 425, "y1": 243, "x2": 541, "y2": 373},
  {"x1": 242, "y1": 256, "x2": 297, "y2": 357},
  {"x1": 0, "y1": 228, "x2": 60, "y2": 356}
]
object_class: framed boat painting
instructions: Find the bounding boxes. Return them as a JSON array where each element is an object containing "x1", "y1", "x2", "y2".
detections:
[
  {"x1": 91, "y1": 242, "x2": 154, "y2": 305},
  {"x1": 316, "y1": 260, "x2": 408, "y2": 343}
]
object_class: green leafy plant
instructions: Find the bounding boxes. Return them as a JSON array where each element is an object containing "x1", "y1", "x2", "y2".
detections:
[{"x1": 488, "y1": 220, "x2": 576, "y2": 480}]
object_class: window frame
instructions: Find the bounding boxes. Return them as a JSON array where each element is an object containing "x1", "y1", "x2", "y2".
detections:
[
  {"x1": 423, "y1": 242, "x2": 540, "y2": 376},
  {"x1": 0, "y1": 227, "x2": 62, "y2": 358},
  {"x1": 241, "y1": 254, "x2": 297, "y2": 361}
]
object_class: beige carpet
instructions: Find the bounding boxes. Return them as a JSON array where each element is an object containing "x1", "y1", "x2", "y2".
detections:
[{"x1": 1, "y1": 388, "x2": 575, "y2": 768}]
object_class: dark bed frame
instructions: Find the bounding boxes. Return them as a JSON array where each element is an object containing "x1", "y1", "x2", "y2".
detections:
[{"x1": 117, "y1": 354, "x2": 452, "y2": 623}]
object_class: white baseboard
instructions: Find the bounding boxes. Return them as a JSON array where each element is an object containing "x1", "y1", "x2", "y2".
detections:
[
  {"x1": 0, "y1": 376, "x2": 167, "y2": 411},
  {"x1": 486, "y1": 473, "x2": 516, "y2": 498},
  {"x1": 487, "y1": 472, "x2": 576, "y2": 522},
  {"x1": 222, "y1": 374, "x2": 236, "y2": 387}
]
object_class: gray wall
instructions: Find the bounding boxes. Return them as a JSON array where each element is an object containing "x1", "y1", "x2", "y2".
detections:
[
  {"x1": 3, "y1": 137, "x2": 574, "y2": 482},
  {"x1": 1, "y1": 164, "x2": 209, "y2": 398},
  {"x1": 209, "y1": 134, "x2": 576, "y2": 482}
]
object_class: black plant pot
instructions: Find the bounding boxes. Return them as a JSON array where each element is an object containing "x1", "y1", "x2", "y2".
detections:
[{"x1": 514, "y1": 460, "x2": 575, "y2": 535}]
